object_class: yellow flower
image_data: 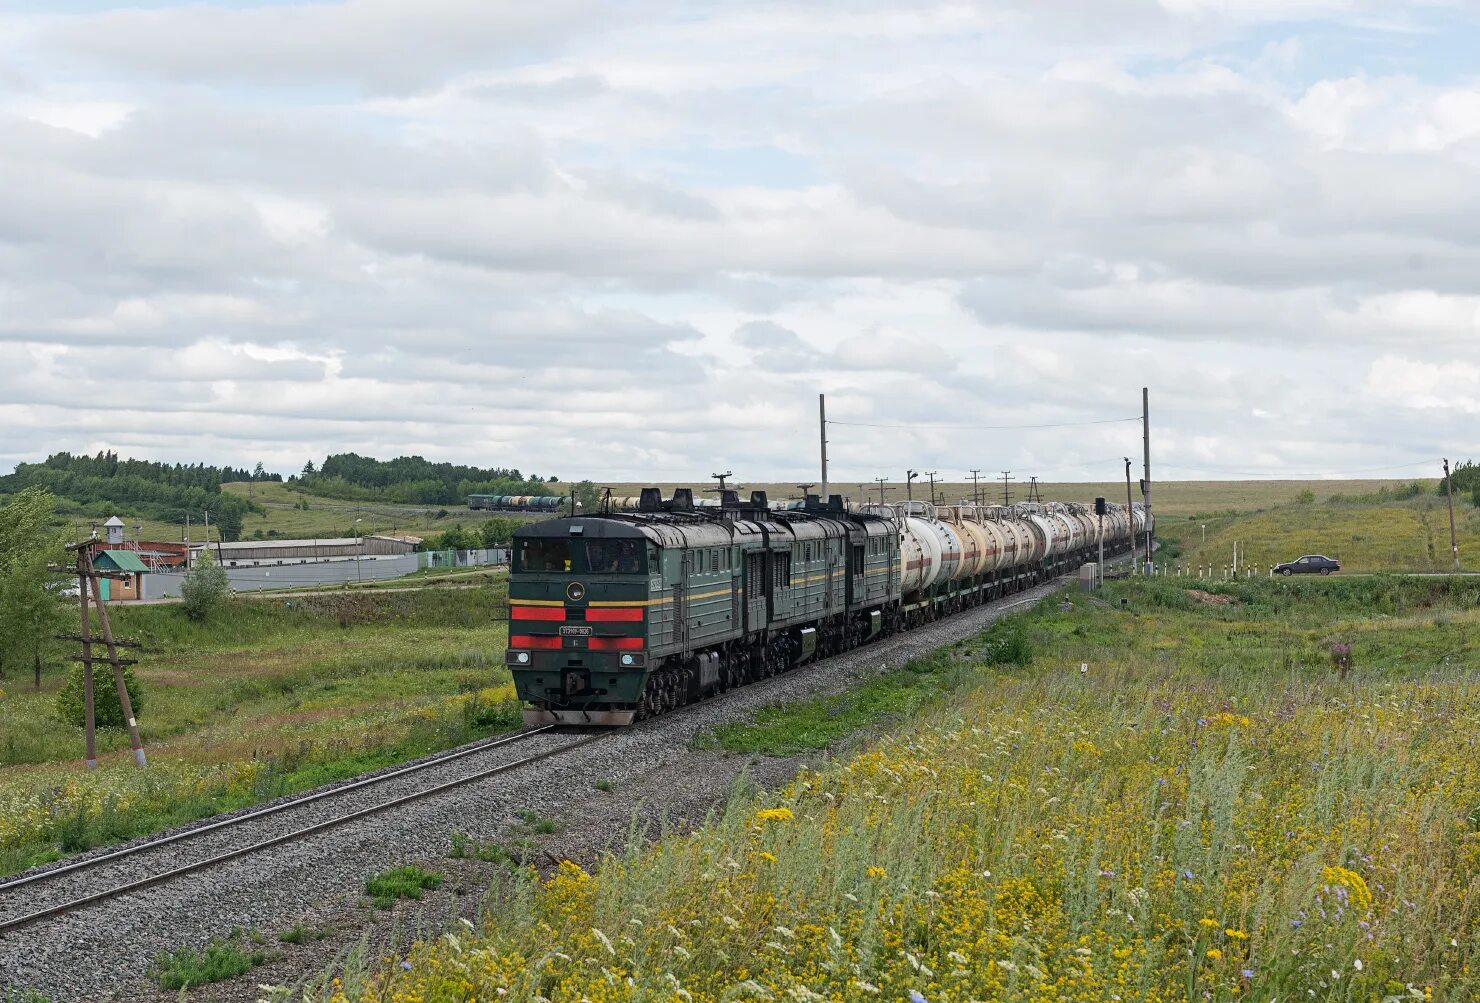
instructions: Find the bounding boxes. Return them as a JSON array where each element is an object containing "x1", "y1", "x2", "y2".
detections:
[
  {"x1": 753, "y1": 807, "x2": 794, "y2": 824},
  {"x1": 1225, "y1": 928, "x2": 1249, "y2": 940},
  {"x1": 866, "y1": 866, "x2": 887, "y2": 879},
  {"x1": 1198, "y1": 918, "x2": 1219, "y2": 929},
  {"x1": 756, "y1": 851, "x2": 778, "y2": 863},
  {"x1": 1206, "y1": 948, "x2": 1223, "y2": 960}
]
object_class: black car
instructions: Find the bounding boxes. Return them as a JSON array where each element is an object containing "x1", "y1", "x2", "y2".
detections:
[{"x1": 1274, "y1": 554, "x2": 1341, "y2": 576}]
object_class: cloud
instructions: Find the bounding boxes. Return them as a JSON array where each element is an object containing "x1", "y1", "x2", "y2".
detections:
[{"x1": 2, "y1": 1, "x2": 1478, "y2": 482}]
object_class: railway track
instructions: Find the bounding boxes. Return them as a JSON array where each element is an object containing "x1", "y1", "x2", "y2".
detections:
[
  {"x1": 0, "y1": 726, "x2": 604, "y2": 935},
  {"x1": 0, "y1": 565, "x2": 1120, "y2": 943}
]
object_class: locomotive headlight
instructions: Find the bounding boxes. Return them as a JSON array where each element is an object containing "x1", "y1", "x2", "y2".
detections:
[
  {"x1": 620, "y1": 654, "x2": 635, "y2": 666},
  {"x1": 517, "y1": 652, "x2": 530, "y2": 664}
]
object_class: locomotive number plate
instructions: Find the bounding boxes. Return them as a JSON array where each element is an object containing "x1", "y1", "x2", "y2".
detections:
[{"x1": 559, "y1": 625, "x2": 593, "y2": 636}]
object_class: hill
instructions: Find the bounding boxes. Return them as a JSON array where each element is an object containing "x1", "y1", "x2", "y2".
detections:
[{"x1": 0, "y1": 451, "x2": 272, "y2": 542}]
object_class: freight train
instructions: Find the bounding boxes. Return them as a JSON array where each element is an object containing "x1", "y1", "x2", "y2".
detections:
[
  {"x1": 467, "y1": 494, "x2": 569, "y2": 512},
  {"x1": 504, "y1": 487, "x2": 1149, "y2": 725}
]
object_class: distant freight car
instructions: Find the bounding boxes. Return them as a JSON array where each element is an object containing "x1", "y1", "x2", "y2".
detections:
[{"x1": 467, "y1": 494, "x2": 571, "y2": 512}]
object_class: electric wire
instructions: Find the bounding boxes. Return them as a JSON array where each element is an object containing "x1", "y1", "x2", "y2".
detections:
[{"x1": 826, "y1": 416, "x2": 1141, "y2": 431}]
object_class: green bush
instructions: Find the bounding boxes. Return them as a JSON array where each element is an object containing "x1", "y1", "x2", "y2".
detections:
[
  {"x1": 180, "y1": 552, "x2": 229, "y2": 621},
  {"x1": 977, "y1": 620, "x2": 1034, "y2": 667},
  {"x1": 365, "y1": 864, "x2": 442, "y2": 907},
  {"x1": 55, "y1": 662, "x2": 144, "y2": 728},
  {"x1": 151, "y1": 939, "x2": 267, "y2": 990}
]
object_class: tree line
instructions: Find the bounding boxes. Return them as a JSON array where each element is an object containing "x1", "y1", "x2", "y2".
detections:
[
  {"x1": 294, "y1": 453, "x2": 552, "y2": 505},
  {"x1": 0, "y1": 451, "x2": 265, "y2": 542}
]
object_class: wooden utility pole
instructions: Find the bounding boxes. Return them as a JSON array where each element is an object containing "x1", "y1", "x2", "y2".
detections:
[
  {"x1": 75, "y1": 548, "x2": 97, "y2": 771},
  {"x1": 818, "y1": 394, "x2": 828, "y2": 501},
  {"x1": 926, "y1": 471, "x2": 938, "y2": 505},
  {"x1": 874, "y1": 477, "x2": 889, "y2": 505},
  {"x1": 86, "y1": 566, "x2": 147, "y2": 767},
  {"x1": 66, "y1": 545, "x2": 147, "y2": 768},
  {"x1": 1000, "y1": 471, "x2": 1014, "y2": 506},
  {"x1": 968, "y1": 469, "x2": 982, "y2": 507},
  {"x1": 1142, "y1": 387, "x2": 1154, "y2": 571},
  {"x1": 1444, "y1": 458, "x2": 1460, "y2": 570},
  {"x1": 1125, "y1": 457, "x2": 1136, "y2": 573}
]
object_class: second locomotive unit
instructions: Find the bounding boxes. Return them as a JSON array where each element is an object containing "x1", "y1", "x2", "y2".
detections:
[{"x1": 505, "y1": 486, "x2": 1148, "y2": 725}]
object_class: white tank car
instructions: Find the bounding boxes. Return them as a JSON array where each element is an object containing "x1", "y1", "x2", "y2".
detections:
[
  {"x1": 940, "y1": 506, "x2": 991, "y2": 576},
  {"x1": 898, "y1": 510, "x2": 942, "y2": 593}
]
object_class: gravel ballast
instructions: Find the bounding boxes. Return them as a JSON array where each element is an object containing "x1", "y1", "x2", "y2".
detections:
[{"x1": 0, "y1": 575, "x2": 1076, "y2": 1001}]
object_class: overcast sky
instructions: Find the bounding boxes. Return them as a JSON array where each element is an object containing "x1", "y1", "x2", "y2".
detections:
[{"x1": 2, "y1": 1, "x2": 1477, "y2": 486}]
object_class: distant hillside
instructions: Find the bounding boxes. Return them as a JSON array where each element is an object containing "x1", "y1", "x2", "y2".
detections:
[
  {"x1": 0, "y1": 451, "x2": 271, "y2": 541},
  {"x1": 294, "y1": 453, "x2": 552, "y2": 505}
]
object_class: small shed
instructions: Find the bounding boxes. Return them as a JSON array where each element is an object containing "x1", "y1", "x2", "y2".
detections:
[{"x1": 93, "y1": 549, "x2": 150, "y2": 601}]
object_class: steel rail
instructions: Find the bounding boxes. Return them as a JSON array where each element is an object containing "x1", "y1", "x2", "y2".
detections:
[
  {"x1": 0, "y1": 726, "x2": 557, "y2": 899},
  {"x1": 0, "y1": 732, "x2": 603, "y2": 935}
]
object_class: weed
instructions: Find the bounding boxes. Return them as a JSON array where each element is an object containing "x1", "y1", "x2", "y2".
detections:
[
  {"x1": 279, "y1": 922, "x2": 331, "y2": 945},
  {"x1": 516, "y1": 810, "x2": 559, "y2": 835},
  {"x1": 593, "y1": 778, "x2": 613, "y2": 792},
  {"x1": 151, "y1": 938, "x2": 269, "y2": 990},
  {"x1": 365, "y1": 865, "x2": 442, "y2": 908}
]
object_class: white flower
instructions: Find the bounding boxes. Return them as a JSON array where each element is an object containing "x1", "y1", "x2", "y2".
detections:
[{"x1": 1354, "y1": 959, "x2": 1363, "y2": 971}]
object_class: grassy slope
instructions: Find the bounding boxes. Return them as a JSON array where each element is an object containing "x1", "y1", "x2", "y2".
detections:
[
  {"x1": 352, "y1": 575, "x2": 1480, "y2": 1003},
  {"x1": 0, "y1": 587, "x2": 516, "y2": 875},
  {"x1": 51, "y1": 479, "x2": 542, "y2": 545},
  {"x1": 1157, "y1": 495, "x2": 1480, "y2": 573}
]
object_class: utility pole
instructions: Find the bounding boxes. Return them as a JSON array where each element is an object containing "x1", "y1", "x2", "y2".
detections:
[
  {"x1": 968, "y1": 469, "x2": 982, "y2": 507},
  {"x1": 874, "y1": 476, "x2": 889, "y2": 505},
  {"x1": 1026, "y1": 476, "x2": 1042, "y2": 503},
  {"x1": 926, "y1": 471, "x2": 938, "y2": 505},
  {"x1": 1125, "y1": 457, "x2": 1136, "y2": 573},
  {"x1": 1444, "y1": 458, "x2": 1460, "y2": 570},
  {"x1": 66, "y1": 545, "x2": 147, "y2": 768},
  {"x1": 1142, "y1": 386, "x2": 1154, "y2": 572},
  {"x1": 1000, "y1": 471, "x2": 1014, "y2": 506},
  {"x1": 818, "y1": 394, "x2": 828, "y2": 501},
  {"x1": 906, "y1": 469, "x2": 919, "y2": 502}
]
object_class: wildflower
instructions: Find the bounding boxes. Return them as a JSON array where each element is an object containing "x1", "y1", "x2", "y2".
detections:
[
  {"x1": 1207, "y1": 949, "x2": 1223, "y2": 960},
  {"x1": 1225, "y1": 928, "x2": 1249, "y2": 940},
  {"x1": 910, "y1": 993, "x2": 927, "y2": 1003},
  {"x1": 1241, "y1": 969, "x2": 1254, "y2": 979},
  {"x1": 1354, "y1": 959, "x2": 1363, "y2": 971},
  {"x1": 1199, "y1": 918, "x2": 1220, "y2": 929},
  {"x1": 753, "y1": 807, "x2": 794, "y2": 824},
  {"x1": 756, "y1": 851, "x2": 777, "y2": 864},
  {"x1": 866, "y1": 866, "x2": 887, "y2": 879}
]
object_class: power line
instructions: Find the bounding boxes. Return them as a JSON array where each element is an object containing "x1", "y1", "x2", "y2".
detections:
[{"x1": 826, "y1": 416, "x2": 1141, "y2": 431}]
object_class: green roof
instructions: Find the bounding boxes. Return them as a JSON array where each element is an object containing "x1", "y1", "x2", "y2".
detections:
[{"x1": 96, "y1": 550, "x2": 149, "y2": 573}]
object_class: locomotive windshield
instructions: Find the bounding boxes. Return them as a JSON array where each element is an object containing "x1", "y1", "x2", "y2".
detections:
[
  {"x1": 584, "y1": 540, "x2": 646, "y2": 574},
  {"x1": 517, "y1": 539, "x2": 572, "y2": 572},
  {"x1": 515, "y1": 538, "x2": 647, "y2": 573}
]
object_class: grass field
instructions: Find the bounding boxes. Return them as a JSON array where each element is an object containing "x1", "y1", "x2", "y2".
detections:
[
  {"x1": 602, "y1": 479, "x2": 1436, "y2": 518},
  {"x1": 0, "y1": 586, "x2": 516, "y2": 876},
  {"x1": 51, "y1": 479, "x2": 543, "y2": 546},
  {"x1": 48, "y1": 477, "x2": 1441, "y2": 546},
  {"x1": 328, "y1": 575, "x2": 1480, "y2": 1003},
  {"x1": 1156, "y1": 494, "x2": 1480, "y2": 573}
]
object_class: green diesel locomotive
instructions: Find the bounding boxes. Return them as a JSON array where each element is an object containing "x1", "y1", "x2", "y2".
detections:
[{"x1": 505, "y1": 486, "x2": 1149, "y2": 725}]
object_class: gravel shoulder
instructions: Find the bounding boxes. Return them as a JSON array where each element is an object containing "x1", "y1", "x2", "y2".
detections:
[{"x1": 0, "y1": 578, "x2": 1072, "y2": 1002}]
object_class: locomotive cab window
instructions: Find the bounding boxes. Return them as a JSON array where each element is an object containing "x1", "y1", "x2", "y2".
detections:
[
  {"x1": 852, "y1": 545, "x2": 864, "y2": 575},
  {"x1": 585, "y1": 540, "x2": 645, "y2": 574},
  {"x1": 518, "y1": 539, "x2": 572, "y2": 572}
]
